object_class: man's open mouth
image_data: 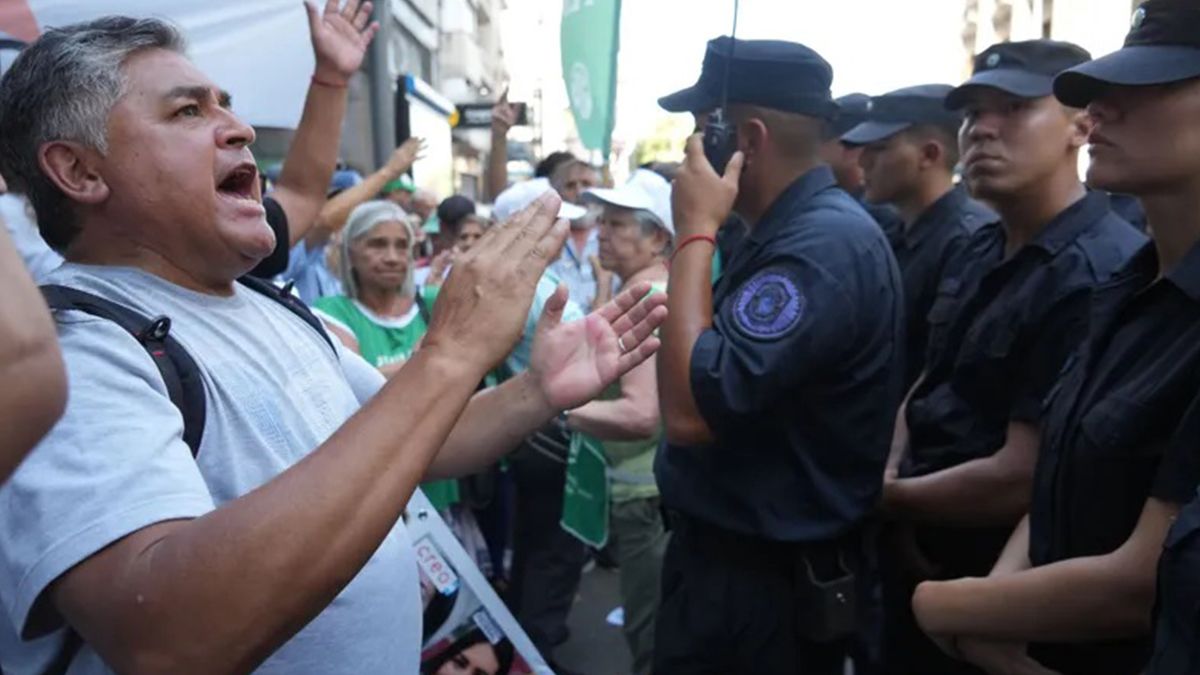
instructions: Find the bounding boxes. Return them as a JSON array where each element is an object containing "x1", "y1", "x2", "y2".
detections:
[{"x1": 217, "y1": 162, "x2": 259, "y2": 202}]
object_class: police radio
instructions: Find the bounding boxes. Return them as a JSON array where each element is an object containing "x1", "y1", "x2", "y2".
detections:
[{"x1": 703, "y1": 0, "x2": 740, "y2": 175}]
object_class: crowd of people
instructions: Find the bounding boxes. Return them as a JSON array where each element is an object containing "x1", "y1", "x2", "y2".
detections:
[{"x1": 1, "y1": 0, "x2": 1200, "y2": 674}]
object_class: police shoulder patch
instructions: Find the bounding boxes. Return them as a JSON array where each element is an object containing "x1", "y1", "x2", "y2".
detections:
[{"x1": 732, "y1": 268, "x2": 806, "y2": 340}]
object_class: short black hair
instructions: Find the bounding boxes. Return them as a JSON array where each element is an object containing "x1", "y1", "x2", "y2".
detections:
[
  {"x1": 902, "y1": 121, "x2": 961, "y2": 171},
  {"x1": 534, "y1": 151, "x2": 577, "y2": 179},
  {"x1": 436, "y1": 195, "x2": 476, "y2": 237}
]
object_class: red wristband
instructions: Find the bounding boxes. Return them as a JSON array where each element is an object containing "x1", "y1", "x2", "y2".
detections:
[
  {"x1": 671, "y1": 234, "x2": 717, "y2": 263},
  {"x1": 311, "y1": 74, "x2": 348, "y2": 89}
]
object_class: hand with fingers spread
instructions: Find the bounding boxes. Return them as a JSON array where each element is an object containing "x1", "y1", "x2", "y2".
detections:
[
  {"x1": 422, "y1": 192, "x2": 570, "y2": 374},
  {"x1": 304, "y1": 0, "x2": 380, "y2": 86},
  {"x1": 672, "y1": 133, "x2": 744, "y2": 239},
  {"x1": 529, "y1": 282, "x2": 668, "y2": 411},
  {"x1": 385, "y1": 137, "x2": 426, "y2": 177}
]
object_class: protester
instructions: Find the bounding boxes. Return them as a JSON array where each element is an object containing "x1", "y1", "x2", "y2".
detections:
[
  {"x1": 0, "y1": 180, "x2": 66, "y2": 486},
  {"x1": 285, "y1": 141, "x2": 423, "y2": 306},
  {"x1": 911, "y1": 4, "x2": 1200, "y2": 673},
  {"x1": 413, "y1": 189, "x2": 439, "y2": 226},
  {"x1": 313, "y1": 200, "x2": 427, "y2": 376},
  {"x1": 544, "y1": 159, "x2": 603, "y2": 311},
  {"x1": 843, "y1": 84, "x2": 995, "y2": 387},
  {"x1": 416, "y1": 194, "x2": 488, "y2": 290},
  {"x1": 548, "y1": 158, "x2": 598, "y2": 207},
  {"x1": 654, "y1": 37, "x2": 905, "y2": 674},
  {"x1": 382, "y1": 174, "x2": 418, "y2": 211},
  {"x1": 0, "y1": 11, "x2": 666, "y2": 675},
  {"x1": 312, "y1": 198, "x2": 487, "y2": 560},
  {"x1": 878, "y1": 39, "x2": 1146, "y2": 674},
  {"x1": 487, "y1": 178, "x2": 595, "y2": 670},
  {"x1": 566, "y1": 169, "x2": 673, "y2": 675}
]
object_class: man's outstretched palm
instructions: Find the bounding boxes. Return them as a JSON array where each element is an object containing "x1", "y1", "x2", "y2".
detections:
[{"x1": 530, "y1": 283, "x2": 667, "y2": 412}]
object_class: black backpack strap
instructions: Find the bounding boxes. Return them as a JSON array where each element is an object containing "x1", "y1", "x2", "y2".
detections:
[
  {"x1": 237, "y1": 275, "x2": 338, "y2": 356},
  {"x1": 40, "y1": 285, "x2": 206, "y2": 458}
]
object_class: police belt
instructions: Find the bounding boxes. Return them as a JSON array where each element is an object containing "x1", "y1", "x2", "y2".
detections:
[
  {"x1": 668, "y1": 510, "x2": 862, "y2": 642},
  {"x1": 667, "y1": 510, "x2": 859, "y2": 574}
]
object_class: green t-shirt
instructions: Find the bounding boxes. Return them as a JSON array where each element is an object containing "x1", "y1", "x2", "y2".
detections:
[{"x1": 313, "y1": 295, "x2": 460, "y2": 510}]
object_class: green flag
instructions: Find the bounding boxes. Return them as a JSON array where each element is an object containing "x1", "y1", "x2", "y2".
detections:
[
  {"x1": 561, "y1": 431, "x2": 610, "y2": 548},
  {"x1": 560, "y1": 0, "x2": 622, "y2": 156}
]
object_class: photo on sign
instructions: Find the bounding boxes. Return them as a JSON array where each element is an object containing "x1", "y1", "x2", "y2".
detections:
[{"x1": 407, "y1": 490, "x2": 549, "y2": 675}]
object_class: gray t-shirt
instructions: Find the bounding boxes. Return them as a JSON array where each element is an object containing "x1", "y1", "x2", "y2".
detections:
[{"x1": 0, "y1": 264, "x2": 420, "y2": 674}]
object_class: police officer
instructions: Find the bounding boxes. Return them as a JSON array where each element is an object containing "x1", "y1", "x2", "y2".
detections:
[
  {"x1": 909, "y1": 4, "x2": 1200, "y2": 674},
  {"x1": 819, "y1": 92, "x2": 906, "y2": 236},
  {"x1": 843, "y1": 84, "x2": 995, "y2": 387},
  {"x1": 655, "y1": 37, "x2": 905, "y2": 674},
  {"x1": 877, "y1": 39, "x2": 1146, "y2": 674}
]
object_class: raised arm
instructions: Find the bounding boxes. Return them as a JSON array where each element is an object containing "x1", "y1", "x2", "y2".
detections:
[
  {"x1": 658, "y1": 135, "x2": 743, "y2": 446},
  {"x1": 487, "y1": 90, "x2": 518, "y2": 200},
  {"x1": 307, "y1": 138, "x2": 424, "y2": 246},
  {"x1": 271, "y1": 0, "x2": 378, "y2": 246}
]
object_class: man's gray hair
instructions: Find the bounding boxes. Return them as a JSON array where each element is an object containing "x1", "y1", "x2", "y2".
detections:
[{"x1": 0, "y1": 16, "x2": 186, "y2": 251}]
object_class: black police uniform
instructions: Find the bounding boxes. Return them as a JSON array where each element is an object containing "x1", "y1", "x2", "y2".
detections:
[
  {"x1": 655, "y1": 37, "x2": 905, "y2": 675},
  {"x1": 1027, "y1": 243, "x2": 1200, "y2": 674},
  {"x1": 1149, "y1": 485, "x2": 1200, "y2": 675},
  {"x1": 1050, "y1": 3, "x2": 1200, "y2": 672},
  {"x1": 842, "y1": 84, "x2": 996, "y2": 387},
  {"x1": 886, "y1": 190, "x2": 1144, "y2": 673},
  {"x1": 830, "y1": 92, "x2": 907, "y2": 237}
]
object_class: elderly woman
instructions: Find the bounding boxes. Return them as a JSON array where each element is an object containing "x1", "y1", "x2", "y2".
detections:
[
  {"x1": 313, "y1": 200, "x2": 467, "y2": 523},
  {"x1": 565, "y1": 169, "x2": 673, "y2": 675}
]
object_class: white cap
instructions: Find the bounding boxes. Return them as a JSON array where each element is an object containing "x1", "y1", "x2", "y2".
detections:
[
  {"x1": 491, "y1": 177, "x2": 588, "y2": 223},
  {"x1": 582, "y1": 169, "x2": 674, "y2": 236}
]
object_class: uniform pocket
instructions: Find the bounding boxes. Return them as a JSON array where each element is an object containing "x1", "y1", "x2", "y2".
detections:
[{"x1": 1079, "y1": 396, "x2": 1153, "y2": 457}]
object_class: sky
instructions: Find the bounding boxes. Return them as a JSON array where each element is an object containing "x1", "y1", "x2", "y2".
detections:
[{"x1": 610, "y1": 0, "x2": 968, "y2": 146}]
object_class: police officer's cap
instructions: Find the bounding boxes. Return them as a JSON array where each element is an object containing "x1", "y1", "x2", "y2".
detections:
[
  {"x1": 945, "y1": 40, "x2": 1092, "y2": 110},
  {"x1": 1054, "y1": 0, "x2": 1200, "y2": 107},
  {"x1": 841, "y1": 84, "x2": 960, "y2": 145},
  {"x1": 827, "y1": 93, "x2": 872, "y2": 140},
  {"x1": 658, "y1": 36, "x2": 836, "y2": 119}
]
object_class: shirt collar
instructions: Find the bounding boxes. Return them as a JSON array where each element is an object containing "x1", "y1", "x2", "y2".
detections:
[
  {"x1": 1028, "y1": 190, "x2": 1112, "y2": 256},
  {"x1": 748, "y1": 165, "x2": 838, "y2": 244},
  {"x1": 906, "y1": 184, "x2": 971, "y2": 248},
  {"x1": 1163, "y1": 238, "x2": 1200, "y2": 302}
]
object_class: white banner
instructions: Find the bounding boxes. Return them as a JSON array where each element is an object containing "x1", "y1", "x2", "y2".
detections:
[{"x1": 1, "y1": 0, "x2": 313, "y2": 128}]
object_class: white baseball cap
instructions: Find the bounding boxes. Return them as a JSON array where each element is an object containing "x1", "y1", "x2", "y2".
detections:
[
  {"x1": 582, "y1": 169, "x2": 674, "y2": 236},
  {"x1": 492, "y1": 177, "x2": 588, "y2": 223}
]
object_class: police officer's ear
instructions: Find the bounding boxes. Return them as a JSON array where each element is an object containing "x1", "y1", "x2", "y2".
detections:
[
  {"x1": 1064, "y1": 106, "x2": 1093, "y2": 151},
  {"x1": 735, "y1": 115, "x2": 770, "y2": 166},
  {"x1": 918, "y1": 139, "x2": 945, "y2": 171}
]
